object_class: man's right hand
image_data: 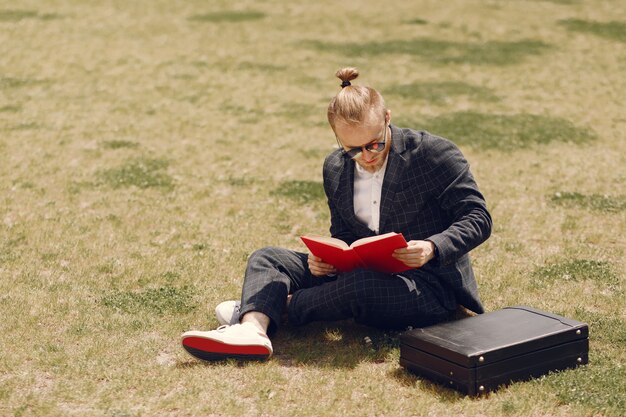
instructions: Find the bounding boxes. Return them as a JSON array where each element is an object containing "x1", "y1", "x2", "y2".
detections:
[{"x1": 307, "y1": 254, "x2": 337, "y2": 277}]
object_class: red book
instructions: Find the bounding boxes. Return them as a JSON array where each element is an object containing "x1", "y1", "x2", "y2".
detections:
[{"x1": 300, "y1": 232, "x2": 411, "y2": 274}]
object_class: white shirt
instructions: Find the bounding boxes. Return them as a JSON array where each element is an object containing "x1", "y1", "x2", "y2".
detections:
[{"x1": 353, "y1": 157, "x2": 389, "y2": 234}]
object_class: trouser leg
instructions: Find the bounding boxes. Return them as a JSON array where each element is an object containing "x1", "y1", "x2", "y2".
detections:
[
  {"x1": 239, "y1": 247, "x2": 334, "y2": 334},
  {"x1": 288, "y1": 269, "x2": 451, "y2": 330}
]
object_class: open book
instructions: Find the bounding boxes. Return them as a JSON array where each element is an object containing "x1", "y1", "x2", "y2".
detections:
[{"x1": 300, "y1": 232, "x2": 411, "y2": 274}]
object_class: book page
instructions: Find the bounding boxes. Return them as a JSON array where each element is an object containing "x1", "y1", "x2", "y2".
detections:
[
  {"x1": 350, "y1": 232, "x2": 400, "y2": 248},
  {"x1": 300, "y1": 235, "x2": 350, "y2": 250}
]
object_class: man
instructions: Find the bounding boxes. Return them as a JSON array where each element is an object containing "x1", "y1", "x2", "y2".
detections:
[{"x1": 181, "y1": 68, "x2": 492, "y2": 361}]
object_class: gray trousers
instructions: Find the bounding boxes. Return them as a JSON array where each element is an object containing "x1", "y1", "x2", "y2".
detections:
[{"x1": 239, "y1": 247, "x2": 452, "y2": 334}]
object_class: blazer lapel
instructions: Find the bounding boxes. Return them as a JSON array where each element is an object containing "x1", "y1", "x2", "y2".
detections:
[
  {"x1": 379, "y1": 125, "x2": 406, "y2": 234},
  {"x1": 332, "y1": 157, "x2": 376, "y2": 238}
]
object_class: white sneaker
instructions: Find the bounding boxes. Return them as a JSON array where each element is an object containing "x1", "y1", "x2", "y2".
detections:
[
  {"x1": 215, "y1": 300, "x2": 241, "y2": 326},
  {"x1": 181, "y1": 322, "x2": 273, "y2": 361}
]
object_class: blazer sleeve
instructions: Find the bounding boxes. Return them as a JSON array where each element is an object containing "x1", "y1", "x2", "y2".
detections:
[{"x1": 424, "y1": 138, "x2": 492, "y2": 266}]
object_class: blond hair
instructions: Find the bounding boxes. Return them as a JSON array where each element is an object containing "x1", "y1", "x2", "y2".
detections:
[{"x1": 327, "y1": 67, "x2": 387, "y2": 129}]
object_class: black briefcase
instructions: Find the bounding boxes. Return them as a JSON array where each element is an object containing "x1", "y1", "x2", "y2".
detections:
[{"x1": 399, "y1": 306, "x2": 589, "y2": 395}]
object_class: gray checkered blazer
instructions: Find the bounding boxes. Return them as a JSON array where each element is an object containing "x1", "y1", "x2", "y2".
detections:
[{"x1": 323, "y1": 125, "x2": 492, "y2": 314}]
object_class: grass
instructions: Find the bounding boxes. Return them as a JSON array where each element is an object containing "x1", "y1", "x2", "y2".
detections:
[
  {"x1": 547, "y1": 352, "x2": 626, "y2": 415},
  {"x1": 384, "y1": 81, "x2": 499, "y2": 104},
  {"x1": 550, "y1": 191, "x2": 626, "y2": 212},
  {"x1": 0, "y1": 10, "x2": 61, "y2": 21},
  {"x1": 271, "y1": 180, "x2": 326, "y2": 204},
  {"x1": 102, "y1": 286, "x2": 197, "y2": 315},
  {"x1": 0, "y1": 104, "x2": 21, "y2": 112},
  {"x1": 405, "y1": 18, "x2": 428, "y2": 25},
  {"x1": 100, "y1": 140, "x2": 140, "y2": 150},
  {"x1": 559, "y1": 19, "x2": 626, "y2": 43},
  {"x1": 531, "y1": 259, "x2": 620, "y2": 288},
  {"x1": 0, "y1": 0, "x2": 624, "y2": 416},
  {"x1": 97, "y1": 158, "x2": 174, "y2": 190},
  {"x1": 410, "y1": 111, "x2": 596, "y2": 150},
  {"x1": 302, "y1": 38, "x2": 551, "y2": 65},
  {"x1": 573, "y1": 309, "x2": 626, "y2": 345},
  {"x1": 188, "y1": 11, "x2": 266, "y2": 23},
  {"x1": 0, "y1": 76, "x2": 47, "y2": 89}
]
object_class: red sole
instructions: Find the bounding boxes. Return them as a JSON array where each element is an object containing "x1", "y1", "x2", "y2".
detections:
[{"x1": 182, "y1": 336, "x2": 271, "y2": 356}]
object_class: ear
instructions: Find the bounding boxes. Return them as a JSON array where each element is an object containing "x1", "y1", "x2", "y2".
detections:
[{"x1": 385, "y1": 109, "x2": 391, "y2": 124}]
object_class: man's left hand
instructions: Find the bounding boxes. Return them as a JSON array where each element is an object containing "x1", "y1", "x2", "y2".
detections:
[{"x1": 392, "y1": 240, "x2": 435, "y2": 268}]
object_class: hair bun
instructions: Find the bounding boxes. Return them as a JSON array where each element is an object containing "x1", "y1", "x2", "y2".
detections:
[{"x1": 335, "y1": 67, "x2": 359, "y2": 84}]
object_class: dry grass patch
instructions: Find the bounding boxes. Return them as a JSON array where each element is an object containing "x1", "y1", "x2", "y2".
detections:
[{"x1": 1, "y1": 0, "x2": 624, "y2": 415}]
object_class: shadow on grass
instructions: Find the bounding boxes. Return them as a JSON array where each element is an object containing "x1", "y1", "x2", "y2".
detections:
[
  {"x1": 176, "y1": 321, "x2": 403, "y2": 370},
  {"x1": 406, "y1": 111, "x2": 595, "y2": 151},
  {"x1": 188, "y1": 11, "x2": 266, "y2": 23},
  {"x1": 301, "y1": 38, "x2": 550, "y2": 65},
  {"x1": 384, "y1": 81, "x2": 499, "y2": 104},
  {"x1": 175, "y1": 320, "x2": 467, "y2": 401},
  {"x1": 388, "y1": 367, "x2": 469, "y2": 402},
  {"x1": 273, "y1": 321, "x2": 401, "y2": 367},
  {"x1": 559, "y1": 19, "x2": 626, "y2": 43}
]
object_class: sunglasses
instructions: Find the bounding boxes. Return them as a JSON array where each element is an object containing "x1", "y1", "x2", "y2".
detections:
[{"x1": 336, "y1": 122, "x2": 388, "y2": 159}]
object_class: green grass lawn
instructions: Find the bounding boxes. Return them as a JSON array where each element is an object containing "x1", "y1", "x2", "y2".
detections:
[{"x1": 1, "y1": 0, "x2": 624, "y2": 415}]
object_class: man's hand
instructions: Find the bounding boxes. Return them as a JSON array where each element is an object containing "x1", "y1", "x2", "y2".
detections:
[
  {"x1": 392, "y1": 240, "x2": 436, "y2": 269},
  {"x1": 308, "y1": 254, "x2": 337, "y2": 277}
]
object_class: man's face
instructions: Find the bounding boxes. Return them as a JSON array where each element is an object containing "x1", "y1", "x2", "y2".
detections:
[{"x1": 334, "y1": 110, "x2": 391, "y2": 173}]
